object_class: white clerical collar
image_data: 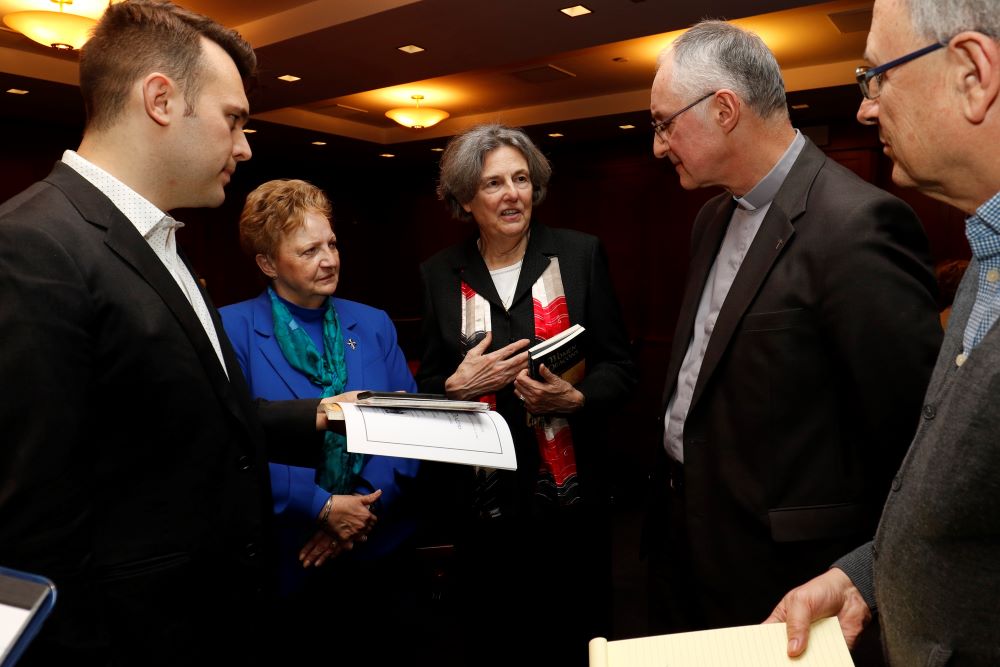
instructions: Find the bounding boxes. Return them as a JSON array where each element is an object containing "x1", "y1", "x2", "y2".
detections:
[{"x1": 733, "y1": 129, "x2": 805, "y2": 211}]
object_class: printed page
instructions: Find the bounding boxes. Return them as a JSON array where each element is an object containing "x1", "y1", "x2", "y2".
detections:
[
  {"x1": 590, "y1": 617, "x2": 854, "y2": 667},
  {"x1": 340, "y1": 403, "x2": 517, "y2": 470}
]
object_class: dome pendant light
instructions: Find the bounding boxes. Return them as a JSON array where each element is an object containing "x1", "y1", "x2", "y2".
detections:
[
  {"x1": 3, "y1": 0, "x2": 97, "y2": 51},
  {"x1": 385, "y1": 94, "x2": 449, "y2": 129}
]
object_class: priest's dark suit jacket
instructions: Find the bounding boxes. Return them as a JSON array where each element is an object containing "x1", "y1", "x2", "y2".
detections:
[
  {"x1": 645, "y1": 139, "x2": 943, "y2": 631},
  {"x1": 0, "y1": 163, "x2": 322, "y2": 665}
]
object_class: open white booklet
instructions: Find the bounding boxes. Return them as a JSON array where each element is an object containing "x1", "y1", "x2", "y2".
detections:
[{"x1": 325, "y1": 402, "x2": 517, "y2": 470}]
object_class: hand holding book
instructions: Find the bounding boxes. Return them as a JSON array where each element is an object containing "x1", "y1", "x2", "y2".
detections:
[{"x1": 513, "y1": 324, "x2": 587, "y2": 414}]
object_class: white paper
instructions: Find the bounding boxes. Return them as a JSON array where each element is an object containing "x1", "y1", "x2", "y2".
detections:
[
  {"x1": 0, "y1": 603, "x2": 30, "y2": 662},
  {"x1": 340, "y1": 403, "x2": 517, "y2": 470}
]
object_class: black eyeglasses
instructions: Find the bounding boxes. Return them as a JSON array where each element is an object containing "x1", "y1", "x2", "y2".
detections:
[
  {"x1": 855, "y1": 41, "x2": 945, "y2": 100},
  {"x1": 651, "y1": 91, "x2": 716, "y2": 142}
]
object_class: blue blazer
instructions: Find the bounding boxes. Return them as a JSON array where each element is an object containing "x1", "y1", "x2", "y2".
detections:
[{"x1": 221, "y1": 291, "x2": 419, "y2": 571}]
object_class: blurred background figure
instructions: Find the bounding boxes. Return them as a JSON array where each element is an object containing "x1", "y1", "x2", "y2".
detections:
[
  {"x1": 934, "y1": 259, "x2": 969, "y2": 329},
  {"x1": 417, "y1": 123, "x2": 637, "y2": 666},
  {"x1": 221, "y1": 179, "x2": 419, "y2": 663}
]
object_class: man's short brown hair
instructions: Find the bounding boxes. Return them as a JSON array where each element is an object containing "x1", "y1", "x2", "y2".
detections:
[{"x1": 80, "y1": 0, "x2": 256, "y2": 131}]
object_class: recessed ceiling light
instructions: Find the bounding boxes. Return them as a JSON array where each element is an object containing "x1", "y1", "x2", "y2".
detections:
[
  {"x1": 398, "y1": 44, "x2": 425, "y2": 54},
  {"x1": 791, "y1": 103, "x2": 810, "y2": 110},
  {"x1": 560, "y1": 5, "x2": 592, "y2": 17},
  {"x1": 380, "y1": 153, "x2": 396, "y2": 158},
  {"x1": 311, "y1": 141, "x2": 327, "y2": 146},
  {"x1": 548, "y1": 133, "x2": 564, "y2": 138},
  {"x1": 6, "y1": 88, "x2": 29, "y2": 95},
  {"x1": 278, "y1": 74, "x2": 301, "y2": 82},
  {"x1": 431, "y1": 147, "x2": 444, "y2": 152},
  {"x1": 619, "y1": 124, "x2": 636, "y2": 130},
  {"x1": 242, "y1": 128, "x2": 256, "y2": 134}
]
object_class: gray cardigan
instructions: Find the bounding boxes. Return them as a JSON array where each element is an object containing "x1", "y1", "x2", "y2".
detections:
[{"x1": 836, "y1": 255, "x2": 1000, "y2": 666}]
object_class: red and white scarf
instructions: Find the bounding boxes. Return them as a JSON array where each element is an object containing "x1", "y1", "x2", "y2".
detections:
[{"x1": 461, "y1": 257, "x2": 581, "y2": 512}]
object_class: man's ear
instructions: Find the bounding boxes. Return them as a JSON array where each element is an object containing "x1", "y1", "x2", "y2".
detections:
[
  {"x1": 256, "y1": 254, "x2": 278, "y2": 279},
  {"x1": 142, "y1": 73, "x2": 176, "y2": 127},
  {"x1": 951, "y1": 31, "x2": 1000, "y2": 124},
  {"x1": 714, "y1": 89, "x2": 741, "y2": 133}
]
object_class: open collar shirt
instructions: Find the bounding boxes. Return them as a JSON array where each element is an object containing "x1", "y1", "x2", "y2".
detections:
[
  {"x1": 62, "y1": 150, "x2": 228, "y2": 376},
  {"x1": 960, "y1": 190, "x2": 1000, "y2": 364}
]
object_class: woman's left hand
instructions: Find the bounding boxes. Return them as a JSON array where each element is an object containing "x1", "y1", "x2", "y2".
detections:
[
  {"x1": 299, "y1": 529, "x2": 346, "y2": 568},
  {"x1": 513, "y1": 366, "x2": 585, "y2": 415}
]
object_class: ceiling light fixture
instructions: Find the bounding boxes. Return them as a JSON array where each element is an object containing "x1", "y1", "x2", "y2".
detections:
[
  {"x1": 548, "y1": 133, "x2": 564, "y2": 138},
  {"x1": 619, "y1": 124, "x2": 635, "y2": 130},
  {"x1": 3, "y1": 0, "x2": 97, "y2": 51},
  {"x1": 242, "y1": 128, "x2": 256, "y2": 134},
  {"x1": 277, "y1": 74, "x2": 301, "y2": 82},
  {"x1": 311, "y1": 141, "x2": 327, "y2": 146},
  {"x1": 6, "y1": 88, "x2": 30, "y2": 95},
  {"x1": 397, "y1": 44, "x2": 425, "y2": 54},
  {"x1": 560, "y1": 5, "x2": 592, "y2": 17},
  {"x1": 379, "y1": 153, "x2": 396, "y2": 158},
  {"x1": 385, "y1": 94, "x2": 449, "y2": 129}
]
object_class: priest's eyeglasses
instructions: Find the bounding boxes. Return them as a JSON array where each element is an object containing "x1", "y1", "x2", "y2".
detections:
[{"x1": 651, "y1": 91, "x2": 716, "y2": 142}]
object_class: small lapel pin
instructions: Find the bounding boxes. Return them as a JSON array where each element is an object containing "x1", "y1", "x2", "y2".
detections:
[
  {"x1": 775, "y1": 238, "x2": 784, "y2": 251},
  {"x1": 346, "y1": 338, "x2": 358, "y2": 350}
]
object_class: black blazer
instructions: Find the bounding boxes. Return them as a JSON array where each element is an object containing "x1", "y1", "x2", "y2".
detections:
[
  {"x1": 0, "y1": 163, "x2": 321, "y2": 663},
  {"x1": 651, "y1": 139, "x2": 943, "y2": 626},
  {"x1": 417, "y1": 223, "x2": 636, "y2": 517}
]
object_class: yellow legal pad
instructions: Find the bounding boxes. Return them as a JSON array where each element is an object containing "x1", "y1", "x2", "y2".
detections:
[{"x1": 589, "y1": 617, "x2": 854, "y2": 667}]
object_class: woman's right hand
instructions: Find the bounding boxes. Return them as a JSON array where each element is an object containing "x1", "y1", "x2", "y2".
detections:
[
  {"x1": 444, "y1": 332, "x2": 531, "y2": 400},
  {"x1": 323, "y1": 490, "x2": 380, "y2": 542},
  {"x1": 300, "y1": 489, "x2": 381, "y2": 567}
]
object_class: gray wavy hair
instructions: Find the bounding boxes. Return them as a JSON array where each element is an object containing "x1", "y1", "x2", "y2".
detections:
[
  {"x1": 904, "y1": 0, "x2": 999, "y2": 41},
  {"x1": 659, "y1": 20, "x2": 787, "y2": 121},
  {"x1": 437, "y1": 123, "x2": 552, "y2": 221}
]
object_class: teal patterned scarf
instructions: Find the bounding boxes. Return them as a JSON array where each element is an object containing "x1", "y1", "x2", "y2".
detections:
[{"x1": 267, "y1": 287, "x2": 361, "y2": 494}]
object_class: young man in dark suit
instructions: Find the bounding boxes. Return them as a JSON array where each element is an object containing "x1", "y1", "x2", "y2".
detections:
[
  {"x1": 644, "y1": 20, "x2": 942, "y2": 643},
  {"x1": 770, "y1": 1, "x2": 1000, "y2": 664},
  {"x1": 0, "y1": 2, "x2": 345, "y2": 663}
]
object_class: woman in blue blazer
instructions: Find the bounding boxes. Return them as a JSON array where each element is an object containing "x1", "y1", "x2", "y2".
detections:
[{"x1": 220, "y1": 179, "x2": 419, "y2": 661}]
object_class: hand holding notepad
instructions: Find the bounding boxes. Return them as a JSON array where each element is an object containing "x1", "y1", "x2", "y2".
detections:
[{"x1": 588, "y1": 617, "x2": 854, "y2": 667}]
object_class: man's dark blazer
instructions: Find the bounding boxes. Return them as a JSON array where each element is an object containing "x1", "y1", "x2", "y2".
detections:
[
  {"x1": 0, "y1": 163, "x2": 321, "y2": 664},
  {"x1": 647, "y1": 138, "x2": 943, "y2": 629}
]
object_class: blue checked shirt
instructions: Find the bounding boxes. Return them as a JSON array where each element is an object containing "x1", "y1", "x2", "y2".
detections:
[{"x1": 962, "y1": 191, "x2": 1000, "y2": 356}]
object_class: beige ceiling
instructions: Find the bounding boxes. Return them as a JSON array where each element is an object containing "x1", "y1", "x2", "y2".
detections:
[{"x1": 0, "y1": 0, "x2": 874, "y2": 145}]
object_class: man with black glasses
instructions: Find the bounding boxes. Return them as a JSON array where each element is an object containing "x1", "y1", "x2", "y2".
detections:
[
  {"x1": 645, "y1": 19, "x2": 942, "y2": 645},
  {"x1": 769, "y1": 1, "x2": 1000, "y2": 664}
]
